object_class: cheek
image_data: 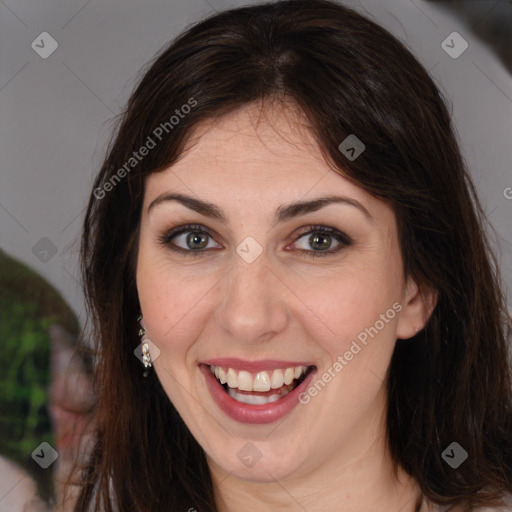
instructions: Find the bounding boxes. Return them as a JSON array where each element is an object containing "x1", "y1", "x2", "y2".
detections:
[
  {"x1": 136, "y1": 248, "x2": 215, "y2": 356},
  {"x1": 294, "y1": 256, "x2": 403, "y2": 362},
  {"x1": 136, "y1": 243, "x2": 181, "y2": 343}
]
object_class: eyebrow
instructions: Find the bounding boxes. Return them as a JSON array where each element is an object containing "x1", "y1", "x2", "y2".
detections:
[{"x1": 147, "y1": 192, "x2": 373, "y2": 225}]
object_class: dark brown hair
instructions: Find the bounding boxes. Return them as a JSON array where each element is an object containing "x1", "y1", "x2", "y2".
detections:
[{"x1": 75, "y1": 0, "x2": 512, "y2": 510}]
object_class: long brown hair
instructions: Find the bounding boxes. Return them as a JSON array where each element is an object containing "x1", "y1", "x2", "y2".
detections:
[{"x1": 75, "y1": 1, "x2": 512, "y2": 510}]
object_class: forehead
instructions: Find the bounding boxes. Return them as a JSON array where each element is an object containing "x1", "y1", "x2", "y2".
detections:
[
  {"x1": 144, "y1": 101, "x2": 367, "y2": 203},
  {"x1": 179, "y1": 101, "x2": 323, "y2": 164}
]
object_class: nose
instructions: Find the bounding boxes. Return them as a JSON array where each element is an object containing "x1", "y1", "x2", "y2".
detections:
[{"x1": 214, "y1": 248, "x2": 289, "y2": 345}]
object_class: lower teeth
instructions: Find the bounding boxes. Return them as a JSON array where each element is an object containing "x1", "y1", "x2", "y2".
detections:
[
  {"x1": 227, "y1": 388, "x2": 285, "y2": 405},
  {"x1": 225, "y1": 381, "x2": 298, "y2": 405}
]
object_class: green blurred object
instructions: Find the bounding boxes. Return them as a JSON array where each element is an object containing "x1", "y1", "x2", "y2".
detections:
[{"x1": 0, "y1": 248, "x2": 79, "y2": 502}]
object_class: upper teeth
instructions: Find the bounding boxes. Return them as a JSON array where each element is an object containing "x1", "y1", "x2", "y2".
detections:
[{"x1": 209, "y1": 365, "x2": 309, "y2": 392}]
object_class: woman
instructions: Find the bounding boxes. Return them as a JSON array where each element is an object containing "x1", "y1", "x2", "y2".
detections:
[{"x1": 74, "y1": 0, "x2": 512, "y2": 510}]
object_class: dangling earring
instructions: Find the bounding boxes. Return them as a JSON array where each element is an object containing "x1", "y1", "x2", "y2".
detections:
[{"x1": 137, "y1": 314, "x2": 152, "y2": 377}]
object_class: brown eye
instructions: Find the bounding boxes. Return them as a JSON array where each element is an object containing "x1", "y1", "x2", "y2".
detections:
[
  {"x1": 291, "y1": 226, "x2": 352, "y2": 258},
  {"x1": 183, "y1": 232, "x2": 209, "y2": 250}
]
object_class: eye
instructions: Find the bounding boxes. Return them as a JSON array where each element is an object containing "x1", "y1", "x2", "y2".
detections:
[
  {"x1": 158, "y1": 224, "x2": 220, "y2": 256},
  {"x1": 290, "y1": 225, "x2": 352, "y2": 258}
]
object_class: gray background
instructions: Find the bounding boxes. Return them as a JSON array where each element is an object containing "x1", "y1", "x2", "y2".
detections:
[{"x1": 1, "y1": 0, "x2": 511, "y2": 326}]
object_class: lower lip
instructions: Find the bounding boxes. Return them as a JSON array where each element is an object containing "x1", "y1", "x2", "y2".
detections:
[{"x1": 200, "y1": 364, "x2": 316, "y2": 424}]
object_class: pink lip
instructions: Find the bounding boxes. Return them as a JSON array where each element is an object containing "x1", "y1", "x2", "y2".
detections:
[
  {"x1": 200, "y1": 363, "x2": 316, "y2": 424},
  {"x1": 201, "y1": 358, "x2": 313, "y2": 372}
]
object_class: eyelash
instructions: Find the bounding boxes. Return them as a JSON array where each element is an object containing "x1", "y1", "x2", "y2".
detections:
[{"x1": 158, "y1": 223, "x2": 352, "y2": 259}]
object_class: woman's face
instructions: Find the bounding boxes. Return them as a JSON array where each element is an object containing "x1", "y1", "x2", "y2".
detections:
[{"x1": 136, "y1": 102, "x2": 425, "y2": 483}]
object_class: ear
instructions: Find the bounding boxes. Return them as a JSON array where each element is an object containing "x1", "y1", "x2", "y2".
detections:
[{"x1": 396, "y1": 277, "x2": 437, "y2": 340}]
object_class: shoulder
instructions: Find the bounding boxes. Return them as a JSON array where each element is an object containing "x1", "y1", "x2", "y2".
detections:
[
  {"x1": 0, "y1": 456, "x2": 49, "y2": 512},
  {"x1": 467, "y1": 494, "x2": 512, "y2": 512},
  {"x1": 430, "y1": 494, "x2": 512, "y2": 512},
  {"x1": 476, "y1": 494, "x2": 512, "y2": 512}
]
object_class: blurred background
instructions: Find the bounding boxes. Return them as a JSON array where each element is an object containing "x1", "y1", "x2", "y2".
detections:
[{"x1": 1, "y1": 0, "x2": 511, "y2": 509}]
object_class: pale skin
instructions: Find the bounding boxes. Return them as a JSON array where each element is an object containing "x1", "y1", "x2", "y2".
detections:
[{"x1": 136, "y1": 101, "x2": 440, "y2": 512}]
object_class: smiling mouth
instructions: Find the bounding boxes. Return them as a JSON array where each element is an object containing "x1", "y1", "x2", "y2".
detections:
[{"x1": 208, "y1": 364, "x2": 316, "y2": 405}]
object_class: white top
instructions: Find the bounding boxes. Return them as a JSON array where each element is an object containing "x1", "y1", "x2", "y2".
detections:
[{"x1": 423, "y1": 494, "x2": 512, "y2": 511}]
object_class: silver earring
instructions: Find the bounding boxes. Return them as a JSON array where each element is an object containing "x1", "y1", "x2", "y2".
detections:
[{"x1": 137, "y1": 314, "x2": 152, "y2": 377}]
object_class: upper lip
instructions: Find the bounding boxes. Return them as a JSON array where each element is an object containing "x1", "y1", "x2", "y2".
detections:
[{"x1": 201, "y1": 358, "x2": 314, "y2": 372}]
